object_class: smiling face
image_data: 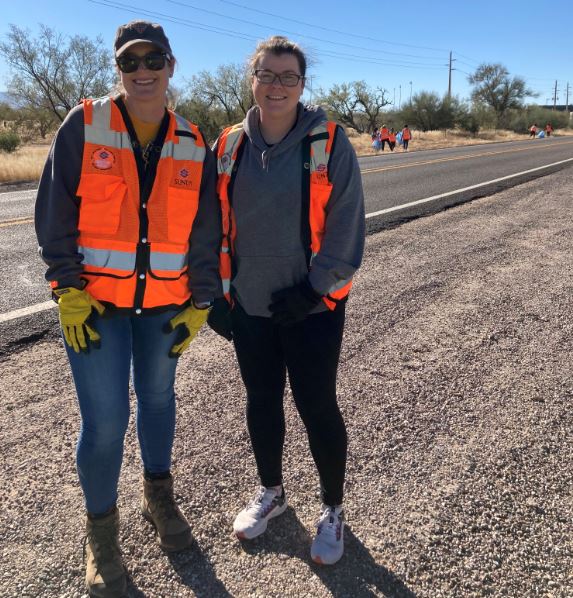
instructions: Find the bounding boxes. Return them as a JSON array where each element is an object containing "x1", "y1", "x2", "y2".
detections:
[
  {"x1": 117, "y1": 42, "x2": 174, "y2": 112},
  {"x1": 252, "y1": 52, "x2": 304, "y2": 124}
]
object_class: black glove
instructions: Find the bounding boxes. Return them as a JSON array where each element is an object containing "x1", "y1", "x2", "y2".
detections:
[
  {"x1": 269, "y1": 280, "x2": 322, "y2": 326},
  {"x1": 207, "y1": 297, "x2": 233, "y2": 341}
]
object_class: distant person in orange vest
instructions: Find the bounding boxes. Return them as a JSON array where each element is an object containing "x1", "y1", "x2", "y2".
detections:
[
  {"x1": 545, "y1": 122, "x2": 553, "y2": 137},
  {"x1": 379, "y1": 124, "x2": 390, "y2": 151},
  {"x1": 388, "y1": 127, "x2": 397, "y2": 151},
  {"x1": 35, "y1": 19, "x2": 221, "y2": 596},
  {"x1": 529, "y1": 123, "x2": 538, "y2": 138},
  {"x1": 401, "y1": 124, "x2": 412, "y2": 151}
]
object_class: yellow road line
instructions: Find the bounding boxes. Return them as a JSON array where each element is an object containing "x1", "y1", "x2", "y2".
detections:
[
  {"x1": 0, "y1": 217, "x2": 34, "y2": 228},
  {"x1": 360, "y1": 140, "x2": 573, "y2": 175}
]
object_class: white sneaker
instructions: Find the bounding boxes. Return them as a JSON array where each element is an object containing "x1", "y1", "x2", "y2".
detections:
[
  {"x1": 233, "y1": 486, "x2": 287, "y2": 540},
  {"x1": 311, "y1": 505, "x2": 344, "y2": 565}
]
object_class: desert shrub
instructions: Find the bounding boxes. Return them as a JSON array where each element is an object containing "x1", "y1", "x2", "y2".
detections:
[{"x1": 0, "y1": 130, "x2": 20, "y2": 153}]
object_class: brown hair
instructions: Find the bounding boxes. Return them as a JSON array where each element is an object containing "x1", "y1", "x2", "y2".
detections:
[{"x1": 249, "y1": 36, "x2": 307, "y2": 77}]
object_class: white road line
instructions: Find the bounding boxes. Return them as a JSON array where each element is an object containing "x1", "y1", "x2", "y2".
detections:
[
  {"x1": 2, "y1": 157, "x2": 573, "y2": 325},
  {"x1": 0, "y1": 300, "x2": 55, "y2": 324},
  {"x1": 365, "y1": 157, "x2": 573, "y2": 219}
]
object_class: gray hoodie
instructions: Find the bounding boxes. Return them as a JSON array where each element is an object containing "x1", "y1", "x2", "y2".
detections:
[{"x1": 220, "y1": 103, "x2": 365, "y2": 317}]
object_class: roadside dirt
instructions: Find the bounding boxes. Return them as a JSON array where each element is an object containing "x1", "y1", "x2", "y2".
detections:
[{"x1": 1, "y1": 167, "x2": 572, "y2": 597}]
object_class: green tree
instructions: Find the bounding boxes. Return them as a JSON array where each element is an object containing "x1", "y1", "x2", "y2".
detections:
[
  {"x1": 468, "y1": 63, "x2": 536, "y2": 128},
  {"x1": 0, "y1": 24, "x2": 114, "y2": 122},
  {"x1": 400, "y1": 92, "x2": 442, "y2": 131}
]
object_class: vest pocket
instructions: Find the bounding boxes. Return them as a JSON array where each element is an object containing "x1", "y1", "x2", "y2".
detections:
[
  {"x1": 167, "y1": 186, "x2": 200, "y2": 243},
  {"x1": 309, "y1": 181, "x2": 333, "y2": 241},
  {"x1": 77, "y1": 174, "x2": 127, "y2": 235}
]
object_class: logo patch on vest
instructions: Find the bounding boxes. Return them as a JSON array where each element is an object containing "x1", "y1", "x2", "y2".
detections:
[
  {"x1": 92, "y1": 148, "x2": 115, "y2": 170},
  {"x1": 316, "y1": 163, "x2": 327, "y2": 172},
  {"x1": 179, "y1": 168, "x2": 189, "y2": 178},
  {"x1": 220, "y1": 153, "x2": 231, "y2": 172}
]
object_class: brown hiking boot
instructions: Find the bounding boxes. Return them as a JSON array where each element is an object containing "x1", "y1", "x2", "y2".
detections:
[
  {"x1": 141, "y1": 474, "x2": 192, "y2": 551},
  {"x1": 84, "y1": 507, "x2": 127, "y2": 598}
]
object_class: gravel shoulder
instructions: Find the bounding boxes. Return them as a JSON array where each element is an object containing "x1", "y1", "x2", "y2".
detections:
[{"x1": 1, "y1": 167, "x2": 572, "y2": 597}]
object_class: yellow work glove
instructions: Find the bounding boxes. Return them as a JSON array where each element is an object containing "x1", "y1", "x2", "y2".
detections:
[
  {"x1": 52, "y1": 287, "x2": 105, "y2": 354},
  {"x1": 164, "y1": 304, "x2": 210, "y2": 358}
]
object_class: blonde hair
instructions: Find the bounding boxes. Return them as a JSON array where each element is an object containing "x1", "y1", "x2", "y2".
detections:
[{"x1": 249, "y1": 36, "x2": 307, "y2": 76}]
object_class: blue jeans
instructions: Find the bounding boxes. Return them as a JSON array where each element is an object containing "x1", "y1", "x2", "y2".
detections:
[{"x1": 65, "y1": 310, "x2": 181, "y2": 515}]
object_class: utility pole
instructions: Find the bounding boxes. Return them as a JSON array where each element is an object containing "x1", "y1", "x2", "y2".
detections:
[
  {"x1": 566, "y1": 82, "x2": 570, "y2": 112},
  {"x1": 447, "y1": 51, "x2": 455, "y2": 99},
  {"x1": 399, "y1": 85, "x2": 402, "y2": 109},
  {"x1": 553, "y1": 80, "x2": 558, "y2": 110},
  {"x1": 308, "y1": 75, "x2": 314, "y2": 104},
  {"x1": 409, "y1": 81, "x2": 413, "y2": 104}
]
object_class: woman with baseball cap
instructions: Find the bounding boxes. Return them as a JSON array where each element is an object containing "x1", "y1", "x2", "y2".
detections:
[{"x1": 35, "y1": 20, "x2": 220, "y2": 596}]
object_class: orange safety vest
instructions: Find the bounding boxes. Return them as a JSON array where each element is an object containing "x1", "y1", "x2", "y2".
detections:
[
  {"x1": 380, "y1": 127, "x2": 389, "y2": 140},
  {"x1": 388, "y1": 131, "x2": 396, "y2": 142},
  {"x1": 67, "y1": 96, "x2": 206, "y2": 310},
  {"x1": 216, "y1": 121, "x2": 352, "y2": 311},
  {"x1": 402, "y1": 128, "x2": 411, "y2": 140}
]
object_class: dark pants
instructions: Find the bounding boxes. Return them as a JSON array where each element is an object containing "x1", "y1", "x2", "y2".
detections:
[
  {"x1": 403, "y1": 139, "x2": 409, "y2": 150},
  {"x1": 231, "y1": 302, "x2": 347, "y2": 506},
  {"x1": 381, "y1": 138, "x2": 389, "y2": 151}
]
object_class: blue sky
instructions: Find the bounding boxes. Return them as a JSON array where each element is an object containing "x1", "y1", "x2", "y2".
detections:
[{"x1": 1, "y1": 0, "x2": 570, "y2": 107}]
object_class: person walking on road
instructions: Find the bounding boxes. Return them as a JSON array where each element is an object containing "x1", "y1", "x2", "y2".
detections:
[
  {"x1": 208, "y1": 35, "x2": 365, "y2": 565},
  {"x1": 379, "y1": 123, "x2": 390, "y2": 151},
  {"x1": 35, "y1": 20, "x2": 221, "y2": 597},
  {"x1": 401, "y1": 124, "x2": 412, "y2": 151},
  {"x1": 388, "y1": 127, "x2": 397, "y2": 151},
  {"x1": 545, "y1": 122, "x2": 553, "y2": 137},
  {"x1": 529, "y1": 123, "x2": 538, "y2": 138}
]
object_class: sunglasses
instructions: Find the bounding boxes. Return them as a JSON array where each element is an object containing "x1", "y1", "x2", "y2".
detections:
[
  {"x1": 116, "y1": 51, "x2": 171, "y2": 74},
  {"x1": 253, "y1": 69, "x2": 304, "y2": 87}
]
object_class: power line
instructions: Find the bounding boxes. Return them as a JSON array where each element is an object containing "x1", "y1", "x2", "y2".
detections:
[
  {"x1": 453, "y1": 51, "x2": 481, "y2": 65},
  {"x1": 167, "y1": 0, "x2": 447, "y2": 63},
  {"x1": 88, "y1": 0, "x2": 448, "y2": 72},
  {"x1": 318, "y1": 50, "x2": 445, "y2": 70},
  {"x1": 214, "y1": 0, "x2": 449, "y2": 54},
  {"x1": 88, "y1": 0, "x2": 258, "y2": 42}
]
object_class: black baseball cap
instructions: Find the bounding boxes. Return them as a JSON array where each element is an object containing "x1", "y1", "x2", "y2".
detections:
[{"x1": 114, "y1": 20, "x2": 172, "y2": 57}]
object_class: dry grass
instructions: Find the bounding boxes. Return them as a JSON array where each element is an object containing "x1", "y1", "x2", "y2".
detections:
[
  {"x1": 350, "y1": 128, "x2": 573, "y2": 156},
  {"x1": 0, "y1": 144, "x2": 50, "y2": 183}
]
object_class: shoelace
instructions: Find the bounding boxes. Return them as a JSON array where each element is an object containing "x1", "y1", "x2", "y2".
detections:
[
  {"x1": 317, "y1": 508, "x2": 342, "y2": 541},
  {"x1": 83, "y1": 526, "x2": 120, "y2": 566},
  {"x1": 246, "y1": 487, "x2": 277, "y2": 516},
  {"x1": 148, "y1": 486, "x2": 179, "y2": 520}
]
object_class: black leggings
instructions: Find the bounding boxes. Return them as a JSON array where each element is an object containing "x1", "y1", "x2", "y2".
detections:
[{"x1": 231, "y1": 302, "x2": 347, "y2": 506}]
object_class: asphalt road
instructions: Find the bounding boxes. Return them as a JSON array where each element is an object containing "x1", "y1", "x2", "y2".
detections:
[{"x1": 1, "y1": 137, "x2": 572, "y2": 357}]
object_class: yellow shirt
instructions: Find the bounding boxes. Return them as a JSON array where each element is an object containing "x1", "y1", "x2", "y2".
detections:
[{"x1": 128, "y1": 110, "x2": 161, "y2": 148}]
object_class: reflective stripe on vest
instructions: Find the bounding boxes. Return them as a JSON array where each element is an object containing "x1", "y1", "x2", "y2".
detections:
[
  {"x1": 78, "y1": 96, "x2": 205, "y2": 309},
  {"x1": 216, "y1": 120, "x2": 352, "y2": 310}
]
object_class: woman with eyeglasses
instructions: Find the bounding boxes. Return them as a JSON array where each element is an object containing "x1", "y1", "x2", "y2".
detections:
[
  {"x1": 35, "y1": 20, "x2": 220, "y2": 596},
  {"x1": 209, "y1": 36, "x2": 365, "y2": 565}
]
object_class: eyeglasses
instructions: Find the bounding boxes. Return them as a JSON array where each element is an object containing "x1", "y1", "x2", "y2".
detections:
[
  {"x1": 253, "y1": 69, "x2": 304, "y2": 87},
  {"x1": 116, "y1": 51, "x2": 171, "y2": 74}
]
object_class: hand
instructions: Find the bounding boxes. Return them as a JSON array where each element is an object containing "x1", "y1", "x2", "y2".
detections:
[
  {"x1": 269, "y1": 280, "x2": 322, "y2": 326},
  {"x1": 207, "y1": 297, "x2": 233, "y2": 341},
  {"x1": 53, "y1": 287, "x2": 105, "y2": 353},
  {"x1": 164, "y1": 304, "x2": 210, "y2": 358}
]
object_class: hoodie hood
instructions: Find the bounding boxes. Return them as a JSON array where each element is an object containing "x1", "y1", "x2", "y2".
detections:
[{"x1": 243, "y1": 103, "x2": 328, "y2": 170}]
